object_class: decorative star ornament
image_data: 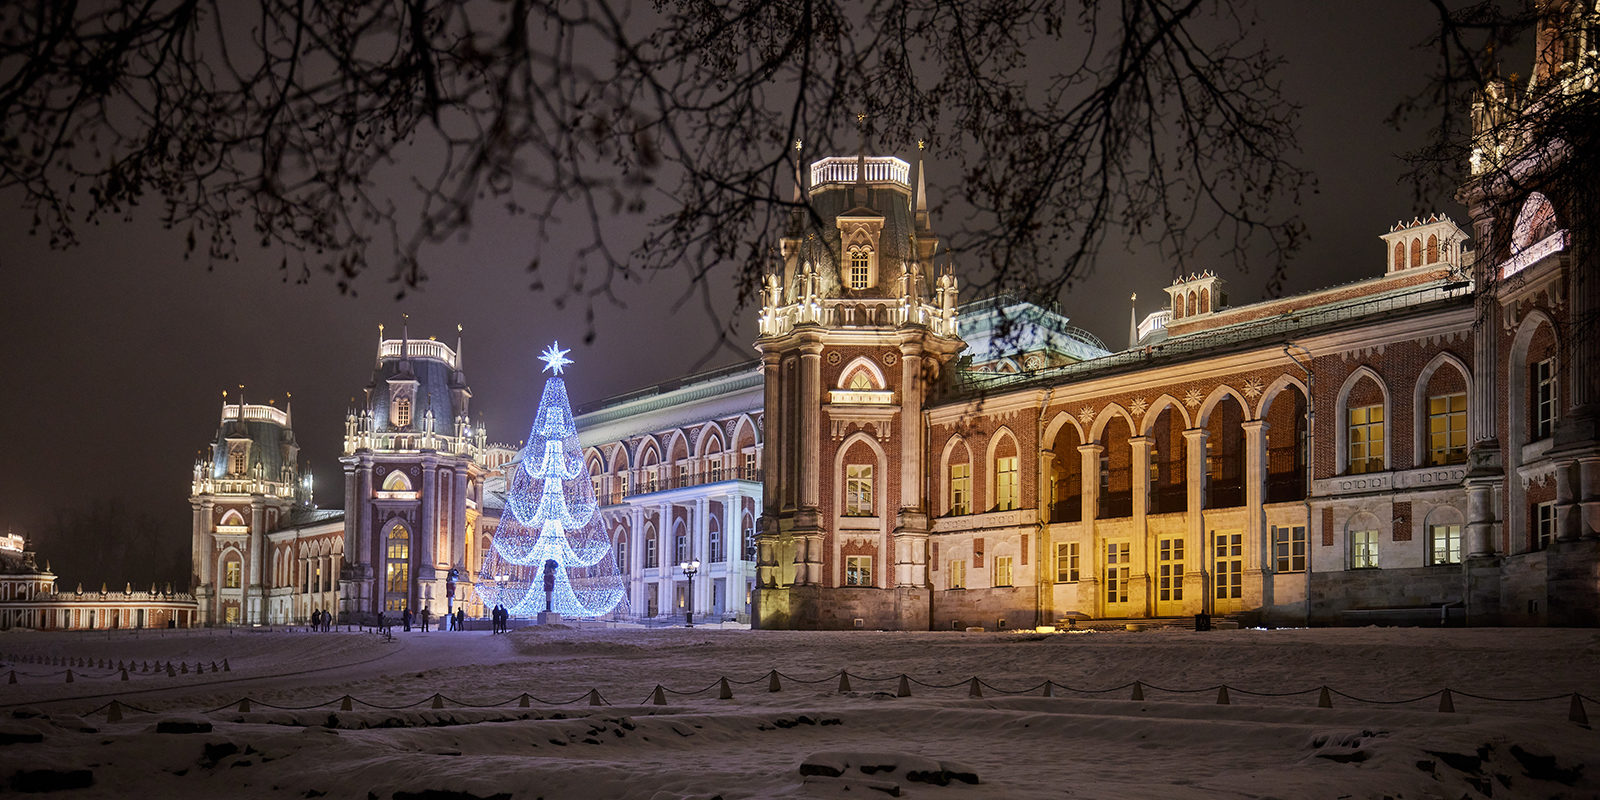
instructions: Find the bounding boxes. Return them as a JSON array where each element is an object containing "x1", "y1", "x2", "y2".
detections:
[{"x1": 539, "y1": 342, "x2": 574, "y2": 375}]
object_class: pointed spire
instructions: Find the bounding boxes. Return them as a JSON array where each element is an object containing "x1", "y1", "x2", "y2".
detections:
[
  {"x1": 792, "y1": 139, "x2": 805, "y2": 202},
  {"x1": 455, "y1": 323, "x2": 464, "y2": 372},
  {"x1": 237, "y1": 385, "x2": 245, "y2": 420},
  {"x1": 401, "y1": 313, "x2": 410, "y2": 360},
  {"x1": 915, "y1": 139, "x2": 928, "y2": 214},
  {"x1": 284, "y1": 392, "x2": 294, "y2": 428},
  {"x1": 855, "y1": 112, "x2": 868, "y2": 182},
  {"x1": 1128, "y1": 293, "x2": 1139, "y2": 348}
]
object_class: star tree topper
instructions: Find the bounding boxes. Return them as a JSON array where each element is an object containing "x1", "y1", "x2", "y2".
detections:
[{"x1": 539, "y1": 342, "x2": 574, "y2": 375}]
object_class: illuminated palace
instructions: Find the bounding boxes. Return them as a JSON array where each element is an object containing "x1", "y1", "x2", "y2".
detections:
[
  {"x1": 181, "y1": 4, "x2": 1596, "y2": 628},
  {"x1": 752, "y1": 4, "x2": 1599, "y2": 629}
]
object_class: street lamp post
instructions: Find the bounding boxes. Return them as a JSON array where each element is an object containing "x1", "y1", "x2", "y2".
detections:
[{"x1": 679, "y1": 559, "x2": 700, "y2": 627}]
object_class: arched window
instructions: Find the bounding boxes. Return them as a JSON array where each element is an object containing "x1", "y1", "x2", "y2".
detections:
[
  {"x1": 1410, "y1": 238, "x2": 1423, "y2": 269},
  {"x1": 645, "y1": 531, "x2": 658, "y2": 568},
  {"x1": 710, "y1": 518, "x2": 724, "y2": 562},
  {"x1": 848, "y1": 371, "x2": 873, "y2": 390},
  {"x1": 394, "y1": 395, "x2": 412, "y2": 428},
  {"x1": 615, "y1": 531, "x2": 629, "y2": 574},
  {"x1": 845, "y1": 464, "x2": 874, "y2": 516},
  {"x1": 848, "y1": 248, "x2": 871, "y2": 289},
  {"x1": 381, "y1": 471, "x2": 412, "y2": 492},
  {"x1": 1187, "y1": 291, "x2": 1197, "y2": 316},
  {"x1": 1394, "y1": 241, "x2": 1406, "y2": 269},
  {"x1": 675, "y1": 524, "x2": 689, "y2": 564},
  {"x1": 223, "y1": 555, "x2": 242, "y2": 589},
  {"x1": 1426, "y1": 234, "x2": 1439, "y2": 263},
  {"x1": 384, "y1": 525, "x2": 409, "y2": 611},
  {"x1": 229, "y1": 446, "x2": 247, "y2": 476},
  {"x1": 1199, "y1": 288, "x2": 1210, "y2": 314}
]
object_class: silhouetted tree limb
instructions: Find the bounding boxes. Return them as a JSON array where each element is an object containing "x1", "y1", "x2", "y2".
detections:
[{"x1": 1, "y1": 1, "x2": 1309, "y2": 350}]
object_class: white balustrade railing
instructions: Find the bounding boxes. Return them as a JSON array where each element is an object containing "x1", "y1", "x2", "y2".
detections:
[
  {"x1": 378, "y1": 338, "x2": 459, "y2": 368},
  {"x1": 219, "y1": 404, "x2": 289, "y2": 427},
  {"x1": 809, "y1": 156, "x2": 910, "y2": 188}
]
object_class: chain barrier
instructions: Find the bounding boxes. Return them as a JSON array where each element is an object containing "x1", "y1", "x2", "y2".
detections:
[{"x1": 7, "y1": 662, "x2": 1592, "y2": 725}]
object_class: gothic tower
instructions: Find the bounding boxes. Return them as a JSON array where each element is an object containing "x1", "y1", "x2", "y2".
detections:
[
  {"x1": 190, "y1": 392, "x2": 312, "y2": 625},
  {"x1": 339, "y1": 322, "x2": 488, "y2": 622},
  {"x1": 753, "y1": 145, "x2": 963, "y2": 629}
]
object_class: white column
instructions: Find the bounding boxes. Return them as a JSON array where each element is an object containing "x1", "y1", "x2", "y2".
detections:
[
  {"x1": 1129, "y1": 435, "x2": 1152, "y2": 617},
  {"x1": 694, "y1": 496, "x2": 711, "y2": 617},
  {"x1": 1183, "y1": 428, "x2": 1209, "y2": 614},
  {"x1": 629, "y1": 505, "x2": 645, "y2": 616},
  {"x1": 1242, "y1": 420, "x2": 1268, "y2": 606}
]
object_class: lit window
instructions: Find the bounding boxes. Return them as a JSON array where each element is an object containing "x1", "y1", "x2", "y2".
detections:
[
  {"x1": 1157, "y1": 538, "x2": 1183, "y2": 601},
  {"x1": 845, "y1": 556, "x2": 872, "y2": 586},
  {"x1": 709, "y1": 461, "x2": 723, "y2": 482},
  {"x1": 1349, "y1": 529, "x2": 1378, "y2": 569},
  {"x1": 710, "y1": 527, "x2": 723, "y2": 562},
  {"x1": 994, "y1": 556, "x2": 1013, "y2": 587},
  {"x1": 949, "y1": 559, "x2": 966, "y2": 589},
  {"x1": 676, "y1": 531, "x2": 689, "y2": 563},
  {"x1": 849, "y1": 249, "x2": 870, "y2": 289},
  {"x1": 1055, "y1": 542, "x2": 1079, "y2": 583},
  {"x1": 1534, "y1": 358, "x2": 1556, "y2": 440},
  {"x1": 591, "y1": 475, "x2": 602, "y2": 499},
  {"x1": 1428, "y1": 393, "x2": 1468, "y2": 466},
  {"x1": 678, "y1": 463, "x2": 691, "y2": 486},
  {"x1": 845, "y1": 464, "x2": 874, "y2": 516},
  {"x1": 1429, "y1": 524, "x2": 1461, "y2": 565},
  {"x1": 1105, "y1": 542, "x2": 1129, "y2": 603},
  {"x1": 1348, "y1": 404, "x2": 1385, "y2": 474},
  {"x1": 848, "y1": 371, "x2": 873, "y2": 391},
  {"x1": 995, "y1": 456, "x2": 1019, "y2": 511},
  {"x1": 384, "y1": 525, "x2": 409, "y2": 610},
  {"x1": 617, "y1": 537, "x2": 629, "y2": 573},
  {"x1": 744, "y1": 452, "x2": 757, "y2": 477},
  {"x1": 229, "y1": 447, "x2": 247, "y2": 476},
  {"x1": 1536, "y1": 502, "x2": 1557, "y2": 550},
  {"x1": 394, "y1": 394, "x2": 412, "y2": 428},
  {"x1": 224, "y1": 560, "x2": 241, "y2": 589},
  {"x1": 618, "y1": 473, "x2": 629, "y2": 496},
  {"x1": 646, "y1": 536, "x2": 658, "y2": 568},
  {"x1": 1273, "y1": 526, "x2": 1306, "y2": 573},
  {"x1": 1215, "y1": 532, "x2": 1243, "y2": 597},
  {"x1": 949, "y1": 463, "x2": 971, "y2": 516}
]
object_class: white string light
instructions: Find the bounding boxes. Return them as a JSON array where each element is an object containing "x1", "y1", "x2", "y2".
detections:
[{"x1": 477, "y1": 348, "x2": 625, "y2": 617}]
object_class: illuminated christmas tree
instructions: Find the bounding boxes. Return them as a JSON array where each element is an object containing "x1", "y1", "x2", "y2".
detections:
[{"x1": 477, "y1": 343, "x2": 625, "y2": 617}]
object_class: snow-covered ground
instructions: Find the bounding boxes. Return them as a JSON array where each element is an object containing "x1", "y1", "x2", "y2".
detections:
[{"x1": 2, "y1": 625, "x2": 1597, "y2": 798}]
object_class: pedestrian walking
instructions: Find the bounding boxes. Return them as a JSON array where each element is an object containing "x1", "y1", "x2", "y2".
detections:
[{"x1": 402, "y1": 607, "x2": 413, "y2": 632}]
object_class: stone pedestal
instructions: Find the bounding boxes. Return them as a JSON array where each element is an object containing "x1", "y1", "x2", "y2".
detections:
[{"x1": 536, "y1": 611, "x2": 563, "y2": 626}]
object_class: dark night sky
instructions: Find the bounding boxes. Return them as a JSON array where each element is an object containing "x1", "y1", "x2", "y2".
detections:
[{"x1": 0, "y1": 3, "x2": 1455, "y2": 584}]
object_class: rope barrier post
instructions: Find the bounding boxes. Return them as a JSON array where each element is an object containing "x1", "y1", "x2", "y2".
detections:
[
  {"x1": 180, "y1": 662, "x2": 188, "y2": 675},
  {"x1": 838, "y1": 671, "x2": 852, "y2": 693},
  {"x1": 651, "y1": 686, "x2": 667, "y2": 706},
  {"x1": 106, "y1": 701, "x2": 122, "y2": 723},
  {"x1": 896, "y1": 675, "x2": 911, "y2": 698},
  {"x1": 1043, "y1": 681, "x2": 1054, "y2": 697},
  {"x1": 1318, "y1": 686, "x2": 1332, "y2": 708},
  {"x1": 166, "y1": 663, "x2": 176, "y2": 677},
  {"x1": 65, "y1": 669, "x2": 73, "y2": 684},
  {"x1": 718, "y1": 677, "x2": 734, "y2": 700},
  {"x1": 196, "y1": 662, "x2": 204, "y2": 674},
  {"x1": 968, "y1": 677, "x2": 983, "y2": 698},
  {"x1": 1438, "y1": 688, "x2": 1455, "y2": 713},
  {"x1": 1131, "y1": 681, "x2": 1144, "y2": 701},
  {"x1": 223, "y1": 658, "x2": 231, "y2": 672},
  {"x1": 120, "y1": 668, "x2": 128, "y2": 681},
  {"x1": 212, "y1": 661, "x2": 219, "y2": 673},
  {"x1": 768, "y1": 670, "x2": 782, "y2": 693},
  {"x1": 340, "y1": 695, "x2": 353, "y2": 711},
  {"x1": 1216, "y1": 686, "x2": 1230, "y2": 705},
  {"x1": 431, "y1": 694, "x2": 444, "y2": 710},
  {"x1": 239, "y1": 699, "x2": 252, "y2": 713},
  {"x1": 519, "y1": 693, "x2": 531, "y2": 708},
  {"x1": 1570, "y1": 694, "x2": 1588, "y2": 725},
  {"x1": 7, "y1": 670, "x2": 14, "y2": 684},
  {"x1": 588, "y1": 689, "x2": 603, "y2": 706}
]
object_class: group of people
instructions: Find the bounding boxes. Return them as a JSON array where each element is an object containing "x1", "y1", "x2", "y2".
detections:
[
  {"x1": 490, "y1": 604, "x2": 512, "y2": 635},
  {"x1": 308, "y1": 609, "x2": 335, "y2": 631},
  {"x1": 373, "y1": 606, "x2": 474, "y2": 633}
]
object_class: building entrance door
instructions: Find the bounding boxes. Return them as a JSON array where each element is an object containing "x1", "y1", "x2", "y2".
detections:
[{"x1": 1156, "y1": 537, "x2": 1185, "y2": 617}]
